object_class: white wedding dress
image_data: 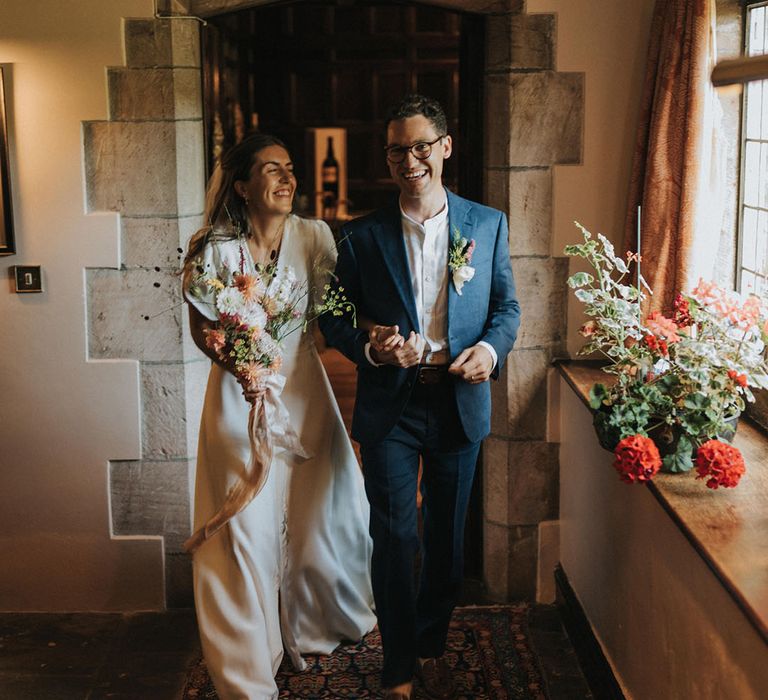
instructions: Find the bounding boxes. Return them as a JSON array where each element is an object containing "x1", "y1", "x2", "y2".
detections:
[{"x1": 184, "y1": 215, "x2": 376, "y2": 700}]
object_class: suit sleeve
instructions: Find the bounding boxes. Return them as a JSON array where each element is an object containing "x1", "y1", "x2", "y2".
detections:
[
  {"x1": 480, "y1": 212, "x2": 521, "y2": 377},
  {"x1": 317, "y1": 225, "x2": 370, "y2": 366}
]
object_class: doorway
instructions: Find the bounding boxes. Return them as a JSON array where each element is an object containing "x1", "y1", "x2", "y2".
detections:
[
  {"x1": 200, "y1": 0, "x2": 486, "y2": 585},
  {"x1": 201, "y1": 1, "x2": 484, "y2": 210}
]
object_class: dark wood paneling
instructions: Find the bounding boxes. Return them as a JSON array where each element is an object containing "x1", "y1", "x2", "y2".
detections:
[{"x1": 202, "y1": 0, "x2": 483, "y2": 215}]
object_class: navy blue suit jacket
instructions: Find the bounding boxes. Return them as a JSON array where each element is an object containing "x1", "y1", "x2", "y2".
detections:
[{"x1": 319, "y1": 189, "x2": 521, "y2": 445}]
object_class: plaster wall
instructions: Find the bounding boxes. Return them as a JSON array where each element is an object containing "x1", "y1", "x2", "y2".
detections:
[
  {"x1": 528, "y1": 0, "x2": 656, "y2": 357},
  {"x1": 0, "y1": 0, "x2": 165, "y2": 611},
  {"x1": 559, "y1": 382, "x2": 768, "y2": 699}
]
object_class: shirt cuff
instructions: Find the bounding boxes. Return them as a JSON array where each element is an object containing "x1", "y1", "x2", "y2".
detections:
[
  {"x1": 477, "y1": 341, "x2": 498, "y2": 370},
  {"x1": 364, "y1": 342, "x2": 383, "y2": 367}
]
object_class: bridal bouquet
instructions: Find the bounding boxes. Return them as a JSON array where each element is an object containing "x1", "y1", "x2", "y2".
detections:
[
  {"x1": 565, "y1": 223, "x2": 768, "y2": 489},
  {"x1": 183, "y1": 246, "x2": 353, "y2": 552}
]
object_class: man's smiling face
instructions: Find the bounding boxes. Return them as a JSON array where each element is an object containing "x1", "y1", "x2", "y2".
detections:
[{"x1": 386, "y1": 115, "x2": 452, "y2": 202}]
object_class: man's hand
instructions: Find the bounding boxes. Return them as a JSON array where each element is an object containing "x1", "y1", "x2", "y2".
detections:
[
  {"x1": 371, "y1": 331, "x2": 425, "y2": 368},
  {"x1": 448, "y1": 344, "x2": 494, "y2": 384}
]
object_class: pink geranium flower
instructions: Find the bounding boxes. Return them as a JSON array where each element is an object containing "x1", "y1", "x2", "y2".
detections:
[
  {"x1": 691, "y1": 278, "x2": 720, "y2": 305},
  {"x1": 645, "y1": 312, "x2": 681, "y2": 343}
]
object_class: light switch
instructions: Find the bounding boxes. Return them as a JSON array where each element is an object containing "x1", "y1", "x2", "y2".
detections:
[{"x1": 13, "y1": 265, "x2": 43, "y2": 293}]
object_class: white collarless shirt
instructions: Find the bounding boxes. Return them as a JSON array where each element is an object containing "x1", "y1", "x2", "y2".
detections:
[{"x1": 400, "y1": 200, "x2": 451, "y2": 362}]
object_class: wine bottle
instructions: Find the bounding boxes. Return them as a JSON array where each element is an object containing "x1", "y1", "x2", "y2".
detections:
[{"x1": 321, "y1": 136, "x2": 339, "y2": 218}]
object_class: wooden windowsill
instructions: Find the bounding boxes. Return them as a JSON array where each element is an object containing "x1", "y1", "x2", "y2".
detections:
[{"x1": 556, "y1": 360, "x2": 768, "y2": 645}]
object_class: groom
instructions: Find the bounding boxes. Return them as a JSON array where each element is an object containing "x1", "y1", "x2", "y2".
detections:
[{"x1": 319, "y1": 94, "x2": 520, "y2": 700}]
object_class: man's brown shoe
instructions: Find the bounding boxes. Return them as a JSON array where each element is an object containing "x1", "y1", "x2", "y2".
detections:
[{"x1": 417, "y1": 657, "x2": 456, "y2": 699}]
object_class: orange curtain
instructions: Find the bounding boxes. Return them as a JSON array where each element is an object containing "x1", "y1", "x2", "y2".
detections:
[{"x1": 625, "y1": 0, "x2": 713, "y2": 313}]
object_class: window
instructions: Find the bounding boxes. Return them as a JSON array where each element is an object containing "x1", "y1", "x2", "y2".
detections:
[
  {"x1": 739, "y1": 2, "x2": 768, "y2": 296},
  {"x1": 740, "y1": 2, "x2": 768, "y2": 431}
]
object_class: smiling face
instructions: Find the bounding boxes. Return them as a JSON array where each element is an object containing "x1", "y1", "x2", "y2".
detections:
[
  {"x1": 386, "y1": 114, "x2": 452, "y2": 207},
  {"x1": 235, "y1": 145, "x2": 296, "y2": 216}
]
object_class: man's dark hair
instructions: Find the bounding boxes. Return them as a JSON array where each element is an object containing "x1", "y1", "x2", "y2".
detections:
[{"x1": 385, "y1": 94, "x2": 448, "y2": 136}]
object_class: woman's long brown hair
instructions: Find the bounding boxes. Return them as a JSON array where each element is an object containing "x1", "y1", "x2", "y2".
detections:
[{"x1": 182, "y1": 133, "x2": 289, "y2": 274}]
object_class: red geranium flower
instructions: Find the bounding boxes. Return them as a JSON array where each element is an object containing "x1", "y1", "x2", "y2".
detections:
[
  {"x1": 643, "y1": 334, "x2": 669, "y2": 356},
  {"x1": 613, "y1": 435, "x2": 662, "y2": 484},
  {"x1": 673, "y1": 293, "x2": 693, "y2": 327},
  {"x1": 727, "y1": 369, "x2": 748, "y2": 388},
  {"x1": 695, "y1": 440, "x2": 746, "y2": 489}
]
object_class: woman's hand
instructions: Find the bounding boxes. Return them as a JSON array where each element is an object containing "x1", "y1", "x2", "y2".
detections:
[{"x1": 238, "y1": 376, "x2": 267, "y2": 404}]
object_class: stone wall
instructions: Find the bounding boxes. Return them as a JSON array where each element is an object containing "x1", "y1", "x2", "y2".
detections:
[
  {"x1": 482, "y1": 8, "x2": 582, "y2": 600},
  {"x1": 83, "y1": 17, "x2": 207, "y2": 607}
]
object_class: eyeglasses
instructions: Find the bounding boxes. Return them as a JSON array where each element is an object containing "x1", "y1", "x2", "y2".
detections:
[{"x1": 384, "y1": 135, "x2": 445, "y2": 164}]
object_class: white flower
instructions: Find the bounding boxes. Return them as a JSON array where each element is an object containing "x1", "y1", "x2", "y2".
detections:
[
  {"x1": 216, "y1": 287, "x2": 246, "y2": 316},
  {"x1": 240, "y1": 302, "x2": 267, "y2": 330},
  {"x1": 452, "y1": 265, "x2": 475, "y2": 295},
  {"x1": 255, "y1": 332, "x2": 279, "y2": 359},
  {"x1": 270, "y1": 266, "x2": 299, "y2": 305}
]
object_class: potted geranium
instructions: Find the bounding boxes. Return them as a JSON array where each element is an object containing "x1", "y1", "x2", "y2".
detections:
[{"x1": 565, "y1": 223, "x2": 768, "y2": 488}]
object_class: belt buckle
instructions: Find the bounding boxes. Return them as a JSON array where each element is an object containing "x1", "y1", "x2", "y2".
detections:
[{"x1": 417, "y1": 366, "x2": 443, "y2": 385}]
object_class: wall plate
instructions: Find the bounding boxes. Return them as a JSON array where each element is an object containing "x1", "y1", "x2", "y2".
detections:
[{"x1": 13, "y1": 265, "x2": 42, "y2": 293}]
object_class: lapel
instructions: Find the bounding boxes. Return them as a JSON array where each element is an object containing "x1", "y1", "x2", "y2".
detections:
[
  {"x1": 446, "y1": 190, "x2": 475, "y2": 335},
  {"x1": 371, "y1": 202, "x2": 420, "y2": 331}
]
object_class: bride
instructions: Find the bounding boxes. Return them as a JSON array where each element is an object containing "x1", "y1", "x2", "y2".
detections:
[{"x1": 182, "y1": 133, "x2": 376, "y2": 699}]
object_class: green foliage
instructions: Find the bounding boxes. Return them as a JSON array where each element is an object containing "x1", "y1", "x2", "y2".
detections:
[
  {"x1": 565, "y1": 222, "x2": 768, "y2": 470},
  {"x1": 662, "y1": 435, "x2": 694, "y2": 473}
]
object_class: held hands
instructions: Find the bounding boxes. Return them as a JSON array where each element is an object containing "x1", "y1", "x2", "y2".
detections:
[
  {"x1": 370, "y1": 327, "x2": 425, "y2": 368},
  {"x1": 369, "y1": 324, "x2": 405, "y2": 353},
  {"x1": 449, "y1": 344, "x2": 493, "y2": 384}
]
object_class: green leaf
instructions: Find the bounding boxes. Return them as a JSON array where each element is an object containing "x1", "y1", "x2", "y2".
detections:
[
  {"x1": 575, "y1": 289, "x2": 595, "y2": 303},
  {"x1": 661, "y1": 435, "x2": 694, "y2": 473},
  {"x1": 563, "y1": 244, "x2": 584, "y2": 256},
  {"x1": 589, "y1": 383, "x2": 610, "y2": 409},
  {"x1": 567, "y1": 272, "x2": 594, "y2": 288}
]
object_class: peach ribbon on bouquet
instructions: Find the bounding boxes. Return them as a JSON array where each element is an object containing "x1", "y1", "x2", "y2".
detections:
[{"x1": 184, "y1": 372, "x2": 308, "y2": 553}]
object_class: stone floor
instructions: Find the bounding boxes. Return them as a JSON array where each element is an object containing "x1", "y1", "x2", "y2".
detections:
[{"x1": 0, "y1": 604, "x2": 592, "y2": 699}]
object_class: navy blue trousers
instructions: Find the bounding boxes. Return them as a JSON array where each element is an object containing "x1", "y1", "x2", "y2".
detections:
[{"x1": 359, "y1": 379, "x2": 481, "y2": 687}]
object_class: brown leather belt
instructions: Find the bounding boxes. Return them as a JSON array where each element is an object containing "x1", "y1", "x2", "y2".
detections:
[{"x1": 416, "y1": 364, "x2": 450, "y2": 385}]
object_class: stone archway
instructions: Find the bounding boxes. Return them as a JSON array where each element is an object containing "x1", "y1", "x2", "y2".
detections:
[{"x1": 84, "y1": 0, "x2": 581, "y2": 606}]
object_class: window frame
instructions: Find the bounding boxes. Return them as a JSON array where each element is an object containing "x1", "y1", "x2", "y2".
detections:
[
  {"x1": 737, "y1": 0, "x2": 768, "y2": 296},
  {"x1": 739, "y1": 1, "x2": 768, "y2": 432}
]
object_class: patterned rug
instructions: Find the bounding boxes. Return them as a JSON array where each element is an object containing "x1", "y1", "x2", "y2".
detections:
[{"x1": 182, "y1": 604, "x2": 547, "y2": 699}]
